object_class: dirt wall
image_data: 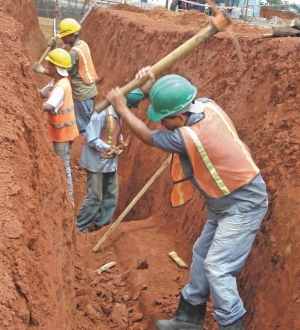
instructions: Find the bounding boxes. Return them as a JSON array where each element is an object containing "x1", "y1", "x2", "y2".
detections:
[
  {"x1": 78, "y1": 6, "x2": 300, "y2": 329},
  {"x1": 260, "y1": 6, "x2": 300, "y2": 20},
  {"x1": 0, "y1": 12, "x2": 76, "y2": 330},
  {"x1": 0, "y1": 0, "x2": 46, "y2": 63},
  {"x1": 1, "y1": 1, "x2": 300, "y2": 329}
]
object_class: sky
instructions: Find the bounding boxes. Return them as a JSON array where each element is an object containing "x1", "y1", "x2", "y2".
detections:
[{"x1": 261, "y1": 0, "x2": 300, "y2": 5}]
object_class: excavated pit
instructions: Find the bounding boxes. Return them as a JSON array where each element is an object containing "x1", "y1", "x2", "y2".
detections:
[{"x1": 1, "y1": 1, "x2": 300, "y2": 329}]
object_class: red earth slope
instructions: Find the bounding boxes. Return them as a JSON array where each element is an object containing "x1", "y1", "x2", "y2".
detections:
[{"x1": 1, "y1": 2, "x2": 300, "y2": 330}]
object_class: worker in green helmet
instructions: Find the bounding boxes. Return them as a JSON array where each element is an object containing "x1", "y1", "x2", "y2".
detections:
[
  {"x1": 76, "y1": 88, "x2": 144, "y2": 232},
  {"x1": 107, "y1": 67, "x2": 268, "y2": 330}
]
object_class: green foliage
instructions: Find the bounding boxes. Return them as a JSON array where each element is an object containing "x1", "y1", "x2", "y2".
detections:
[{"x1": 290, "y1": 5, "x2": 300, "y2": 14}]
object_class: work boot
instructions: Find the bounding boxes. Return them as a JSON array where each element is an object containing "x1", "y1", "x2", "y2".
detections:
[
  {"x1": 156, "y1": 294, "x2": 206, "y2": 330},
  {"x1": 219, "y1": 318, "x2": 243, "y2": 330}
]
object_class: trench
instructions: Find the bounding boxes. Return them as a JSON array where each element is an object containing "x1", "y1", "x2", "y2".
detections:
[{"x1": 1, "y1": 1, "x2": 300, "y2": 330}]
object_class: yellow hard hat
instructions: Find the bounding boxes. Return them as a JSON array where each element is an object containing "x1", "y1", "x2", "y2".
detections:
[
  {"x1": 57, "y1": 18, "x2": 81, "y2": 38},
  {"x1": 45, "y1": 48, "x2": 72, "y2": 68}
]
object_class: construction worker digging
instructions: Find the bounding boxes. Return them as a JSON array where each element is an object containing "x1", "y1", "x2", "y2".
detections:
[
  {"x1": 33, "y1": 18, "x2": 98, "y2": 137},
  {"x1": 76, "y1": 89, "x2": 144, "y2": 232},
  {"x1": 107, "y1": 67, "x2": 268, "y2": 330},
  {"x1": 37, "y1": 48, "x2": 79, "y2": 207}
]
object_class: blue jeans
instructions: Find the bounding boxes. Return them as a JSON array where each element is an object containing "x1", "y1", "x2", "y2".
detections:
[
  {"x1": 74, "y1": 97, "x2": 95, "y2": 136},
  {"x1": 76, "y1": 170, "x2": 118, "y2": 232},
  {"x1": 182, "y1": 201, "x2": 268, "y2": 326},
  {"x1": 53, "y1": 141, "x2": 74, "y2": 206}
]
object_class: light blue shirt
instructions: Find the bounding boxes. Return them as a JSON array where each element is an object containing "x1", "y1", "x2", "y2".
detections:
[
  {"x1": 80, "y1": 106, "x2": 123, "y2": 173},
  {"x1": 152, "y1": 99, "x2": 268, "y2": 214}
]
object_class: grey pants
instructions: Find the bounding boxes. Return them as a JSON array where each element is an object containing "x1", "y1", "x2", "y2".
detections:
[
  {"x1": 76, "y1": 170, "x2": 118, "y2": 232},
  {"x1": 74, "y1": 97, "x2": 95, "y2": 136},
  {"x1": 182, "y1": 200, "x2": 268, "y2": 326},
  {"x1": 53, "y1": 141, "x2": 74, "y2": 206}
]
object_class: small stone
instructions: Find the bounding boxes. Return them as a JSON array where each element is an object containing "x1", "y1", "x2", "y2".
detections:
[
  {"x1": 133, "y1": 292, "x2": 140, "y2": 301},
  {"x1": 132, "y1": 312, "x2": 143, "y2": 322}
]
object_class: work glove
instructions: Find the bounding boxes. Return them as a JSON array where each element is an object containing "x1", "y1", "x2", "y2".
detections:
[
  {"x1": 32, "y1": 62, "x2": 45, "y2": 74},
  {"x1": 47, "y1": 37, "x2": 57, "y2": 48}
]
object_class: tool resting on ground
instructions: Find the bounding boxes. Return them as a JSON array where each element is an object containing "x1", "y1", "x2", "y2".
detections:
[
  {"x1": 94, "y1": 0, "x2": 243, "y2": 113},
  {"x1": 92, "y1": 155, "x2": 172, "y2": 252},
  {"x1": 262, "y1": 25, "x2": 300, "y2": 38}
]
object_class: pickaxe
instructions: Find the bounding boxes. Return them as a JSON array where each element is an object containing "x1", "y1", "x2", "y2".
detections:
[
  {"x1": 93, "y1": 0, "x2": 244, "y2": 113},
  {"x1": 92, "y1": 4, "x2": 244, "y2": 252}
]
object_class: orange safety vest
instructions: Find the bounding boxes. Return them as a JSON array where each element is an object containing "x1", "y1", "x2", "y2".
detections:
[
  {"x1": 72, "y1": 40, "x2": 98, "y2": 84},
  {"x1": 170, "y1": 102, "x2": 259, "y2": 207},
  {"x1": 99, "y1": 108, "x2": 122, "y2": 159},
  {"x1": 45, "y1": 78, "x2": 79, "y2": 142}
]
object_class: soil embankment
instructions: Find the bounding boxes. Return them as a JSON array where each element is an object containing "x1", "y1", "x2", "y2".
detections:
[
  {"x1": 0, "y1": 8, "x2": 75, "y2": 330},
  {"x1": 260, "y1": 6, "x2": 300, "y2": 20},
  {"x1": 1, "y1": 2, "x2": 300, "y2": 330}
]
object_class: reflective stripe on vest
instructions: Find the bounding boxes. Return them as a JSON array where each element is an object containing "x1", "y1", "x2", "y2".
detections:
[
  {"x1": 99, "y1": 108, "x2": 121, "y2": 159},
  {"x1": 46, "y1": 78, "x2": 79, "y2": 142},
  {"x1": 170, "y1": 102, "x2": 259, "y2": 206},
  {"x1": 50, "y1": 105, "x2": 74, "y2": 116},
  {"x1": 45, "y1": 118, "x2": 77, "y2": 129},
  {"x1": 183, "y1": 126, "x2": 231, "y2": 195},
  {"x1": 72, "y1": 40, "x2": 98, "y2": 84}
]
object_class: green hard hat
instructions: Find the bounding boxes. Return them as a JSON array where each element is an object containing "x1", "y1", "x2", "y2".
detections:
[
  {"x1": 126, "y1": 88, "x2": 144, "y2": 108},
  {"x1": 148, "y1": 75, "x2": 197, "y2": 122}
]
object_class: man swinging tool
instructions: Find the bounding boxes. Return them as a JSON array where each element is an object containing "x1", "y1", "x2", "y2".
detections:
[{"x1": 106, "y1": 67, "x2": 268, "y2": 330}]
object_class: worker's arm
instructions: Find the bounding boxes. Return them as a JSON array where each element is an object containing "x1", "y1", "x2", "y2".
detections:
[
  {"x1": 67, "y1": 50, "x2": 79, "y2": 77},
  {"x1": 107, "y1": 88, "x2": 154, "y2": 146},
  {"x1": 38, "y1": 89, "x2": 46, "y2": 99},
  {"x1": 43, "y1": 103, "x2": 55, "y2": 112},
  {"x1": 42, "y1": 85, "x2": 64, "y2": 112}
]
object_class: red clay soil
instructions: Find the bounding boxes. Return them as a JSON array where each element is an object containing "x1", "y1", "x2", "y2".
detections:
[
  {"x1": 260, "y1": 6, "x2": 300, "y2": 20},
  {"x1": 1, "y1": 2, "x2": 300, "y2": 330},
  {"x1": 0, "y1": 8, "x2": 75, "y2": 330}
]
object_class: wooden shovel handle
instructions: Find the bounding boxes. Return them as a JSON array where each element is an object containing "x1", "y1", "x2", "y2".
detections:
[
  {"x1": 37, "y1": 45, "x2": 52, "y2": 65},
  {"x1": 92, "y1": 155, "x2": 172, "y2": 252}
]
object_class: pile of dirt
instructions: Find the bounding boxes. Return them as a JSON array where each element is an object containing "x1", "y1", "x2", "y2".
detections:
[
  {"x1": 1, "y1": 2, "x2": 300, "y2": 330},
  {"x1": 111, "y1": 4, "x2": 270, "y2": 34},
  {"x1": 260, "y1": 6, "x2": 300, "y2": 20}
]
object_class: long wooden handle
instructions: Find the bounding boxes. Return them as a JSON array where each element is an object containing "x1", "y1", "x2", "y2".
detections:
[
  {"x1": 37, "y1": 19, "x2": 57, "y2": 65},
  {"x1": 94, "y1": 13, "x2": 231, "y2": 113},
  {"x1": 262, "y1": 33, "x2": 273, "y2": 38},
  {"x1": 38, "y1": 45, "x2": 52, "y2": 64},
  {"x1": 92, "y1": 155, "x2": 172, "y2": 252}
]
